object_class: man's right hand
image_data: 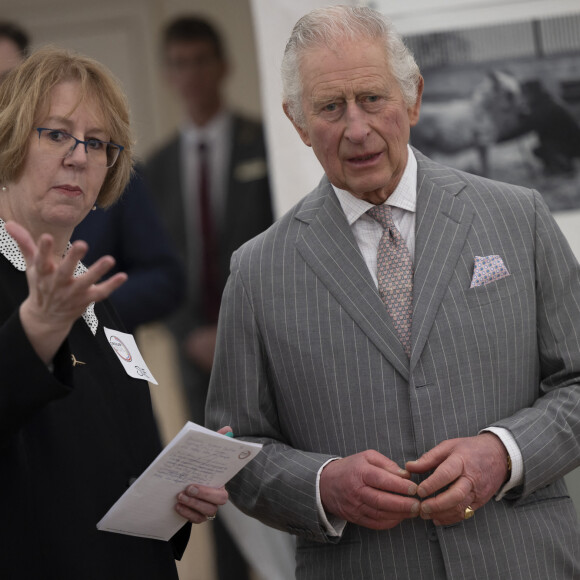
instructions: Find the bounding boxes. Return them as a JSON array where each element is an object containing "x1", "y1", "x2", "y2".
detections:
[{"x1": 320, "y1": 450, "x2": 420, "y2": 530}]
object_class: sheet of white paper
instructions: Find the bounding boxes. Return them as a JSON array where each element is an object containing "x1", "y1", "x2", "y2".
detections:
[{"x1": 97, "y1": 422, "x2": 262, "y2": 540}]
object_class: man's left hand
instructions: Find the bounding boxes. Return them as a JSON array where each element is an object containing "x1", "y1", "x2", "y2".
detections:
[{"x1": 405, "y1": 433, "x2": 508, "y2": 525}]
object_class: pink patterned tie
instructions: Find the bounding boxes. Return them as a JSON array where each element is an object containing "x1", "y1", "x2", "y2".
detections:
[{"x1": 367, "y1": 205, "x2": 413, "y2": 357}]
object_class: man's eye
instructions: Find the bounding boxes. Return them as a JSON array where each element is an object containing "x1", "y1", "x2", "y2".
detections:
[
  {"x1": 86, "y1": 139, "x2": 104, "y2": 151},
  {"x1": 364, "y1": 95, "x2": 379, "y2": 103},
  {"x1": 323, "y1": 103, "x2": 338, "y2": 112}
]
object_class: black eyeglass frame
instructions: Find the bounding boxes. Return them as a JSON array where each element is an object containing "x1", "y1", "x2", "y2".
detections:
[{"x1": 35, "y1": 127, "x2": 124, "y2": 168}]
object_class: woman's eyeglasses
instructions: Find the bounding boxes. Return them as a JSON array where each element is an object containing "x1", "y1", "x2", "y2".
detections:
[{"x1": 35, "y1": 128, "x2": 124, "y2": 168}]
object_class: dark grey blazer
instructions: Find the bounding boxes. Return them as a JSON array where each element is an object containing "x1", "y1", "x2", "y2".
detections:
[{"x1": 206, "y1": 149, "x2": 580, "y2": 579}]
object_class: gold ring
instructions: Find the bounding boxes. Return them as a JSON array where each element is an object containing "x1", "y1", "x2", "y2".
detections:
[
  {"x1": 207, "y1": 514, "x2": 216, "y2": 521},
  {"x1": 464, "y1": 506, "x2": 475, "y2": 520}
]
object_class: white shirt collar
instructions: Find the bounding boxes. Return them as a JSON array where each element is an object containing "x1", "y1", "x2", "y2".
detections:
[
  {"x1": 333, "y1": 145, "x2": 417, "y2": 225},
  {"x1": 180, "y1": 109, "x2": 232, "y2": 147}
]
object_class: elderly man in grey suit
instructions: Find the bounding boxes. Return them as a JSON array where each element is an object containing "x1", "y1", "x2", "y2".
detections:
[{"x1": 206, "y1": 6, "x2": 580, "y2": 579}]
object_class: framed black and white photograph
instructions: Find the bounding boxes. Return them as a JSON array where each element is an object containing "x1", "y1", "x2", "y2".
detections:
[{"x1": 405, "y1": 12, "x2": 580, "y2": 211}]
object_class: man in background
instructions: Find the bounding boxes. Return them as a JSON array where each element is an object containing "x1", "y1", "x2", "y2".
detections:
[
  {"x1": 145, "y1": 15, "x2": 294, "y2": 580},
  {"x1": 146, "y1": 15, "x2": 273, "y2": 439},
  {"x1": 206, "y1": 6, "x2": 580, "y2": 579}
]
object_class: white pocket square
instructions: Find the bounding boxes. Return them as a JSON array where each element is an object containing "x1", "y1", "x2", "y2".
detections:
[{"x1": 470, "y1": 255, "x2": 510, "y2": 288}]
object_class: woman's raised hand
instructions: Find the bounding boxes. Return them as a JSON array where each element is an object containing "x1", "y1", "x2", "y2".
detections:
[{"x1": 5, "y1": 220, "x2": 127, "y2": 364}]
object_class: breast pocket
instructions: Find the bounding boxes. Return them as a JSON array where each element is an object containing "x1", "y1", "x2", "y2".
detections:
[{"x1": 465, "y1": 270, "x2": 523, "y2": 308}]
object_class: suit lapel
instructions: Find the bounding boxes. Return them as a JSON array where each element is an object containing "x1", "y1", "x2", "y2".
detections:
[
  {"x1": 411, "y1": 152, "x2": 474, "y2": 369},
  {"x1": 295, "y1": 179, "x2": 410, "y2": 379}
]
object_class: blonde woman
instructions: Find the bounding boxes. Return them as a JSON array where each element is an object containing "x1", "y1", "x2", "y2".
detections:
[{"x1": 0, "y1": 47, "x2": 227, "y2": 578}]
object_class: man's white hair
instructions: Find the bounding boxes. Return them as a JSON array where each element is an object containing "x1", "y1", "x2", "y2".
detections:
[{"x1": 281, "y1": 5, "x2": 421, "y2": 128}]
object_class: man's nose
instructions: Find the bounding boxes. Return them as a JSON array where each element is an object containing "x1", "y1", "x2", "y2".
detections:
[{"x1": 343, "y1": 103, "x2": 370, "y2": 143}]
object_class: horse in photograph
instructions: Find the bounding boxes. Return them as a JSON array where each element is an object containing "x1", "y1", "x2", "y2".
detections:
[{"x1": 411, "y1": 70, "x2": 529, "y2": 177}]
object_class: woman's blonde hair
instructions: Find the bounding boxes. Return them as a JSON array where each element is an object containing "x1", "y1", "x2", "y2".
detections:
[{"x1": 0, "y1": 45, "x2": 133, "y2": 207}]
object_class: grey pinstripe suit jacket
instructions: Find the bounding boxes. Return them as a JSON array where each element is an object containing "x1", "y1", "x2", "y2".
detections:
[{"x1": 206, "y1": 150, "x2": 580, "y2": 579}]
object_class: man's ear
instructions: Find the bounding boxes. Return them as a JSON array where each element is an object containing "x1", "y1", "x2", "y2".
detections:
[
  {"x1": 408, "y1": 76, "x2": 424, "y2": 127},
  {"x1": 283, "y1": 102, "x2": 311, "y2": 147}
]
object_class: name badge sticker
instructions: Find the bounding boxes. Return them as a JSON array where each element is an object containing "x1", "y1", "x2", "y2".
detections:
[{"x1": 103, "y1": 327, "x2": 158, "y2": 385}]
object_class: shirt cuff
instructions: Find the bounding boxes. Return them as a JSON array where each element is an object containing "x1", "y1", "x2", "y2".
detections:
[
  {"x1": 481, "y1": 426, "x2": 523, "y2": 500},
  {"x1": 316, "y1": 457, "x2": 347, "y2": 537}
]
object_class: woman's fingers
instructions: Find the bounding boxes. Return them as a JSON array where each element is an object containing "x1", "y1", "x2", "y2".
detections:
[
  {"x1": 89, "y1": 272, "x2": 128, "y2": 302},
  {"x1": 58, "y1": 239, "x2": 88, "y2": 278},
  {"x1": 6, "y1": 221, "x2": 127, "y2": 317},
  {"x1": 35, "y1": 235, "x2": 57, "y2": 276},
  {"x1": 175, "y1": 484, "x2": 229, "y2": 524}
]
